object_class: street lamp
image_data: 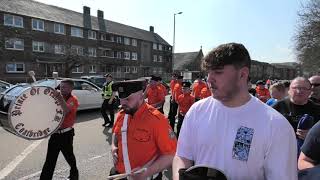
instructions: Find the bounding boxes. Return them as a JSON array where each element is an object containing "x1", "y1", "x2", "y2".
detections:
[{"x1": 172, "y1": 11, "x2": 183, "y2": 70}]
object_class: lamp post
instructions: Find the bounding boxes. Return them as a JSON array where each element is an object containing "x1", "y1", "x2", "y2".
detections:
[{"x1": 172, "y1": 11, "x2": 182, "y2": 72}]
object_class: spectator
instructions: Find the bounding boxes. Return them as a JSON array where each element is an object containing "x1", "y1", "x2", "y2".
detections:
[
  {"x1": 309, "y1": 75, "x2": 320, "y2": 104},
  {"x1": 266, "y1": 82, "x2": 286, "y2": 106},
  {"x1": 255, "y1": 80, "x2": 270, "y2": 103}
]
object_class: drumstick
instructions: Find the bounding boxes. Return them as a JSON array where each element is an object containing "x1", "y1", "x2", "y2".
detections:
[
  {"x1": 106, "y1": 167, "x2": 147, "y2": 180},
  {"x1": 28, "y1": 71, "x2": 36, "y2": 82},
  {"x1": 52, "y1": 72, "x2": 58, "y2": 88}
]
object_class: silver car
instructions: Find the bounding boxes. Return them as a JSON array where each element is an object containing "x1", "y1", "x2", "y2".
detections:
[
  {"x1": 0, "y1": 80, "x2": 12, "y2": 93},
  {"x1": 34, "y1": 78, "x2": 103, "y2": 111}
]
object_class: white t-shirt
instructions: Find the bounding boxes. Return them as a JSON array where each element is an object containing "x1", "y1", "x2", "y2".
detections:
[{"x1": 177, "y1": 96, "x2": 297, "y2": 180}]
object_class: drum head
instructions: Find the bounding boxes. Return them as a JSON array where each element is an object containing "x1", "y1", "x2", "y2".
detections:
[{"x1": 8, "y1": 86, "x2": 64, "y2": 140}]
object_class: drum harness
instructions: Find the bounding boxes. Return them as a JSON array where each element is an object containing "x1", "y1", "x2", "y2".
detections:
[{"x1": 121, "y1": 114, "x2": 158, "y2": 180}]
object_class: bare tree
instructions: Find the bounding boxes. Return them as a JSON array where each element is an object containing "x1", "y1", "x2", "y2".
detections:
[{"x1": 294, "y1": 0, "x2": 320, "y2": 74}]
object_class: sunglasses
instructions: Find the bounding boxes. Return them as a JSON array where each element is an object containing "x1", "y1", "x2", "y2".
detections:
[{"x1": 311, "y1": 83, "x2": 320, "y2": 87}]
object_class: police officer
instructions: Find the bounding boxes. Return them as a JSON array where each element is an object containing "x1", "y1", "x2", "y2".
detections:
[{"x1": 101, "y1": 73, "x2": 115, "y2": 127}]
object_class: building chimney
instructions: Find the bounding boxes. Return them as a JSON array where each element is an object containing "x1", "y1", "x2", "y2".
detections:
[
  {"x1": 98, "y1": 10, "x2": 106, "y2": 32},
  {"x1": 83, "y1": 6, "x2": 91, "y2": 29},
  {"x1": 149, "y1": 26, "x2": 154, "y2": 33}
]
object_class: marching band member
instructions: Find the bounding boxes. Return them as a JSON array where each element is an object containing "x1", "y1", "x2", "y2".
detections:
[
  {"x1": 110, "y1": 80, "x2": 177, "y2": 180},
  {"x1": 144, "y1": 75, "x2": 166, "y2": 114},
  {"x1": 40, "y1": 79, "x2": 79, "y2": 180}
]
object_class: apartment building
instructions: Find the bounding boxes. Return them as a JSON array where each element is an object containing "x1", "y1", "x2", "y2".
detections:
[{"x1": 0, "y1": 0, "x2": 172, "y2": 83}]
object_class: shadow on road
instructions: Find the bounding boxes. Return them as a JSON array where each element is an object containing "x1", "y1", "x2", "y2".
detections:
[
  {"x1": 103, "y1": 127, "x2": 112, "y2": 145},
  {"x1": 76, "y1": 109, "x2": 102, "y2": 123}
]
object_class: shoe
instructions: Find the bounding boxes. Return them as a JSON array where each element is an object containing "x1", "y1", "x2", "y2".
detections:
[
  {"x1": 102, "y1": 123, "x2": 107, "y2": 126},
  {"x1": 106, "y1": 123, "x2": 113, "y2": 128}
]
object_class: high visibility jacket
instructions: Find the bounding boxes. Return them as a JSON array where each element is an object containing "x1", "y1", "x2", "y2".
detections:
[{"x1": 102, "y1": 81, "x2": 113, "y2": 99}]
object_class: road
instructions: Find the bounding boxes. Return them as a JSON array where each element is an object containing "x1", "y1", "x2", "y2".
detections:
[{"x1": 0, "y1": 96, "x2": 171, "y2": 180}]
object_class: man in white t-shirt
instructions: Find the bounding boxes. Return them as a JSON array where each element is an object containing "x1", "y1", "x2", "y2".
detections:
[{"x1": 172, "y1": 43, "x2": 297, "y2": 180}]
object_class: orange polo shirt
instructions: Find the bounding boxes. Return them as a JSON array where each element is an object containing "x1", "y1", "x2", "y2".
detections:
[
  {"x1": 255, "y1": 87, "x2": 270, "y2": 103},
  {"x1": 112, "y1": 103, "x2": 177, "y2": 173},
  {"x1": 146, "y1": 85, "x2": 165, "y2": 105},
  {"x1": 192, "y1": 81, "x2": 207, "y2": 99},
  {"x1": 177, "y1": 93, "x2": 195, "y2": 114},
  {"x1": 200, "y1": 86, "x2": 212, "y2": 99},
  {"x1": 60, "y1": 95, "x2": 79, "y2": 129},
  {"x1": 158, "y1": 83, "x2": 168, "y2": 96},
  {"x1": 170, "y1": 80, "x2": 177, "y2": 94},
  {"x1": 173, "y1": 82, "x2": 183, "y2": 102}
]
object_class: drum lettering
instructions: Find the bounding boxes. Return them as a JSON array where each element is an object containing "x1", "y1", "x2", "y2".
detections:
[
  {"x1": 21, "y1": 94, "x2": 28, "y2": 100},
  {"x1": 19, "y1": 127, "x2": 25, "y2": 133},
  {"x1": 56, "y1": 109, "x2": 63, "y2": 115},
  {"x1": 14, "y1": 105, "x2": 21, "y2": 109},
  {"x1": 37, "y1": 130, "x2": 43, "y2": 137},
  {"x1": 30, "y1": 88, "x2": 37, "y2": 96},
  {"x1": 12, "y1": 110, "x2": 22, "y2": 116},
  {"x1": 15, "y1": 123, "x2": 24, "y2": 130},
  {"x1": 44, "y1": 88, "x2": 51, "y2": 95},
  {"x1": 16, "y1": 99, "x2": 24, "y2": 105},
  {"x1": 53, "y1": 115, "x2": 61, "y2": 122}
]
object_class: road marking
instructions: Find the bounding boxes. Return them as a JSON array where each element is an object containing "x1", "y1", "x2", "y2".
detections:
[
  {"x1": 89, "y1": 153, "x2": 108, "y2": 161},
  {"x1": 0, "y1": 140, "x2": 43, "y2": 180},
  {"x1": 18, "y1": 169, "x2": 65, "y2": 180}
]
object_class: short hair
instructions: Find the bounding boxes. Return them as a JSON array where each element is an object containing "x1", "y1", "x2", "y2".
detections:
[
  {"x1": 291, "y1": 77, "x2": 311, "y2": 88},
  {"x1": 269, "y1": 82, "x2": 285, "y2": 92},
  {"x1": 61, "y1": 78, "x2": 74, "y2": 88},
  {"x1": 201, "y1": 43, "x2": 251, "y2": 71},
  {"x1": 283, "y1": 81, "x2": 290, "y2": 88}
]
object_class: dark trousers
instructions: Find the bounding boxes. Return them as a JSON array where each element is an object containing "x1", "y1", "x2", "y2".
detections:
[
  {"x1": 177, "y1": 113, "x2": 185, "y2": 137},
  {"x1": 158, "y1": 106, "x2": 164, "y2": 114},
  {"x1": 109, "y1": 167, "x2": 162, "y2": 180},
  {"x1": 168, "y1": 97, "x2": 178, "y2": 131},
  {"x1": 40, "y1": 129, "x2": 78, "y2": 180},
  {"x1": 101, "y1": 99, "x2": 115, "y2": 125}
]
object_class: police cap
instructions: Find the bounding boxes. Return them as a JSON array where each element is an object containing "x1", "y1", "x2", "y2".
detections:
[
  {"x1": 112, "y1": 80, "x2": 146, "y2": 99},
  {"x1": 104, "y1": 73, "x2": 112, "y2": 78},
  {"x1": 177, "y1": 75, "x2": 184, "y2": 80}
]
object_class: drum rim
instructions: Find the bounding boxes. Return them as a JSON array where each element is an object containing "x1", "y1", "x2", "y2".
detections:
[
  {"x1": 186, "y1": 164, "x2": 228, "y2": 179},
  {"x1": 7, "y1": 85, "x2": 65, "y2": 140}
]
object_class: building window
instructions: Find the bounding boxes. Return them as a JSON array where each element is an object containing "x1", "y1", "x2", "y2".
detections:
[
  {"x1": 5, "y1": 38, "x2": 24, "y2": 50},
  {"x1": 4, "y1": 14, "x2": 23, "y2": 28},
  {"x1": 54, "y1": 23, "x2": 65, "y2": 34},
  {"x1": 89, "y1": 65, "x2": 96, "y2": 73},
  {"x1": 106, "y1": 66, "x2": 114, "y2": 72},
  {"x1": 158, "y1": 67, "x2": 163, "y2": 74},
  {"x1": 117, "y1": 67, "x2": 122, "y2": 73},
  {"x1": 159, "y1": 44, "x2": 163, "y2": 51},
  {"x1": 158, "y1": 55, "x2": 163, "y2": 62},
  {"x1": 100, "y1": 34, "x2": 107, "y2": 41},
  {"x1": 124, "y1": 52, "x2": 130, "y2": 60},
  {"x1": 132, "y1": 52, "x2": 138, "y2": 60},
  {"x1": 32, "y1": 41, "x2": 45, "y2": 52},
  {"x1": 153, "y1": 55, "x2": 157, "y2": 62},
  {"x1": 71, "y1": 45, "x2": 84, "y2": 56},
  {"x1": 88, "y1": 30, "x2": 96, "y2": 40},
  {"x1": 116, "y1": 36, "x2": 122, "y2": 43},
  {"x1": 32, "y1": 19, "x2": 44, "y2": 31},
  {"x1": 71, "y1": 27, "x2": 83, "y2": 38},
  {"x1": 125, "y1": 66, "x2": 130, "y2": 73},
  {"x1": 153, "y1": 43, "x2": 157, "y2": 50},
  {"x1": 101, "y1": 49, "x2": 112, "y2": 57},
  {"x1": 116, "y1": 51, "x2": 122, "y2": 59},
  {"x1": 6, "y1": 63, "x2": 25, "y2": 73},
  {"x1": 88, "y1": 48, "x2": 96, "y2": 57},
  {"x1": 54, "y1": 45, "x2": 65, "y2": 54},
  {"x1": 72, "y1": 65, "x2": 83, "y2": 73},
  {"x1": 132, "y1": 67, "x2": 138, "y2": 73},
  {"x1": 124, "y1": 38, "x2": 130, "y2": 45},
  {"x1": 153, "y1": 67, "x2": 157, "y2": 74},
  {"x1": 110, "y1": 36, "x2": 114, "y2": 42},
  {"x1": 132, "y1": 39, "x2": 137, "y2": 46}
]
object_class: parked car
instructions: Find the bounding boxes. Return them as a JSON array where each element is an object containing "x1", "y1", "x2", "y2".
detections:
[
  {"x1": 33, "y1": 78, "x2": 103, "y2": 111},
  {"x1": 80, "y1": 76, "x2": 106, "y2": 88},
  {"x1": 0, "y1": 80, "x2": 12, "y2": 93}
]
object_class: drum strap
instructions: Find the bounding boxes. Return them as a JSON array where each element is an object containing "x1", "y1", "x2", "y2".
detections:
[
  {"x1": 121, "y1": 114, "x2": 158, "y2": 180},
  {"x1": 121, "y1": 114, "x2": 131, "y2": 177}
]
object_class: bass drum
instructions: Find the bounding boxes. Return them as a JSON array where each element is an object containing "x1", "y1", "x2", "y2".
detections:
[{"x1": 0, "y1": 84, "x2": 65, "y2": 140}]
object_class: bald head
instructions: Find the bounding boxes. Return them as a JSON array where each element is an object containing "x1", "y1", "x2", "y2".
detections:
[{"x1": 309, "y1": 75, "x2": 320, "y2": 100}]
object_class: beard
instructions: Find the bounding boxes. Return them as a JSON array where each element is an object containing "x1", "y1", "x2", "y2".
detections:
[
  {"x1": 210, "y1": 76, "x2": 240, "y2": 102},
  {"x1": 122, "y1": 104, "x2": 139, "y2": 115}
]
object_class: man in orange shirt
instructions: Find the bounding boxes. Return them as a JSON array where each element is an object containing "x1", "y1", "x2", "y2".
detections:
[
  {"x1": 255, "y1": 80, "x2": 270, "y2": 103},
  {"x1": 200, "y1": 81, "x2": 212, "y2": 99},
  {"x1": 145, "y1": 75, "x2": 166, "y2": 113},
  {"x1": 110, "y1": 80, "x2": 177, "y2": 180},
  {"x1": 168, "y1": 75, "x2": 183, "y2": 131},
  {"x1": 157, "y1": 77, "x2": 168, "y2": 96},
  {"x1": 176, "y1": 81, "x2": 195, "y2": 137},
  {"x1": 192, "y1": 75, "x2": 207, "y2": 101},
  {"x1": 40, "y1": 79, "x2": 79, "y2": 180}
]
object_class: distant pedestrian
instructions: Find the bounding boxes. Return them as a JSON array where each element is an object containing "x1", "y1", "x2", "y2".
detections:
[{"x1": 101, "y1": 73, "x2": 116, "y2": 127}]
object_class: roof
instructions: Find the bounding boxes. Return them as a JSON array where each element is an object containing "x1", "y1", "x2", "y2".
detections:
[
  {"x1": 173, "y1": 51, "x2": 202, "y2": 70},
  {"x1": 0, "y1": 0, "x2": 170, "y2": 45}
]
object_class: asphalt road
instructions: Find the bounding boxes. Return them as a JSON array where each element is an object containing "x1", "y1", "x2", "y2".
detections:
[{"x1": 0, "y1": 96, "x2": 171, "y2": 180}]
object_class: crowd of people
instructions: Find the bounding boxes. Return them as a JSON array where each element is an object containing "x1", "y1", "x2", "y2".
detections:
[{"x1": 41, "y1": 42, "x2": 320, "y2": 180}]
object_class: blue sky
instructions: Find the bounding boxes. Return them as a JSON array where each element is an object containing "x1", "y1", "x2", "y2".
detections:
[{"x1": 35, "y1": 0, "x2": 302, "y2": 63}]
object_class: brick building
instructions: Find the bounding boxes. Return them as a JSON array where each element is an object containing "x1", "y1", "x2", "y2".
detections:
[{"x1": 0, "y1": 0, "x2": 172, "y2": 83}]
